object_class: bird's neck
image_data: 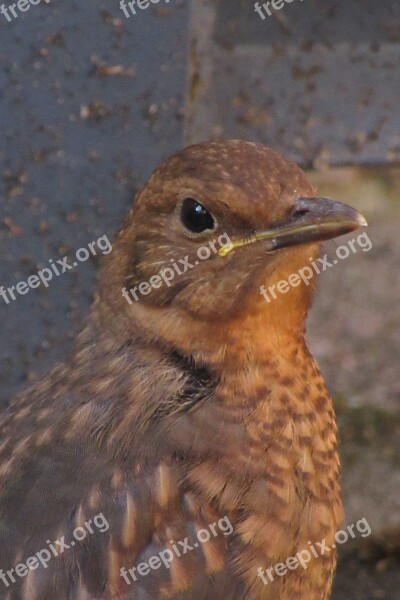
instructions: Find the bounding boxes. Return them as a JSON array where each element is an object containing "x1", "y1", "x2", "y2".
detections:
[{"x1": 70, "y1": 317, "x2": 327, "y2": 453}]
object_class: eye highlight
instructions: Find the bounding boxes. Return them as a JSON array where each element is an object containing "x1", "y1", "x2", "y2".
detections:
[{"x1": 180, "y1": 198, "x2": 215, "y2": 233}]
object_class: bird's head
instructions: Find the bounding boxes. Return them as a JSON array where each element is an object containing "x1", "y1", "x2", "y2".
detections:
[{"x1": 96, "y1": 140, "x2": 366, "y2": 361}]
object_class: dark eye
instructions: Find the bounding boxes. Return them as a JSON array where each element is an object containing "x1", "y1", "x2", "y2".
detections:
[{"x1": 180, "y1": 198, "x2": 215, "y2": 233}]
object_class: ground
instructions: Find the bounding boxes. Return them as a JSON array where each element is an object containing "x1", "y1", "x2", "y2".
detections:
[{"x1": 308, "y1": 167, "x2": 400, "y2": 599}]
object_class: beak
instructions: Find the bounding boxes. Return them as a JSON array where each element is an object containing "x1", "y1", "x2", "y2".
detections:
[{"x1": 219, "y1": 197, "x2": 368, "y2": 257}]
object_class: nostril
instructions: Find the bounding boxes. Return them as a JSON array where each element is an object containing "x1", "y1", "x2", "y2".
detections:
[{"x1": 292, "y1": 207, "x2": 309, "y2": 218}]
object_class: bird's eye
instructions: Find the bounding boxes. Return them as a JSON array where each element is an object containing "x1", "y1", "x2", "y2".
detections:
[{"x1": 180, "y1": 198, "x2": 215, "y2": 233}]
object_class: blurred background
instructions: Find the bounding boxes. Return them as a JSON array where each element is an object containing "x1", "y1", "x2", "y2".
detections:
[{"x1": 0, "y1": 1, "x2": 399, "y2": 597}]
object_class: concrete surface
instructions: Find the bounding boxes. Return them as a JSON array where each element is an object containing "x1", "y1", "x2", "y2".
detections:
[
  {"x1": 187, "y1": 0, "x2": 400, "y2": 167},
  {"x1": 0, "y1": 0, "x2": 190, "y2": 404}
]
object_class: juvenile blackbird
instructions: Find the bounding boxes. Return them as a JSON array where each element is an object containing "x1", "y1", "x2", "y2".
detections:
[{"x1": 0, "y1": 140, "x2": 367, "y2": 600}]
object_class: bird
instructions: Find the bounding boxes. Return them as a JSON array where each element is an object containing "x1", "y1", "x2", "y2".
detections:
[{"x1": 0, "y1": 140, "x2": 367, "y2": 600}]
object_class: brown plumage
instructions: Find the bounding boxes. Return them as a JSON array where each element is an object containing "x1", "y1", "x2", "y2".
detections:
[{"x1": 0, "y1": 140, "x2": 366, "y2": 600}]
